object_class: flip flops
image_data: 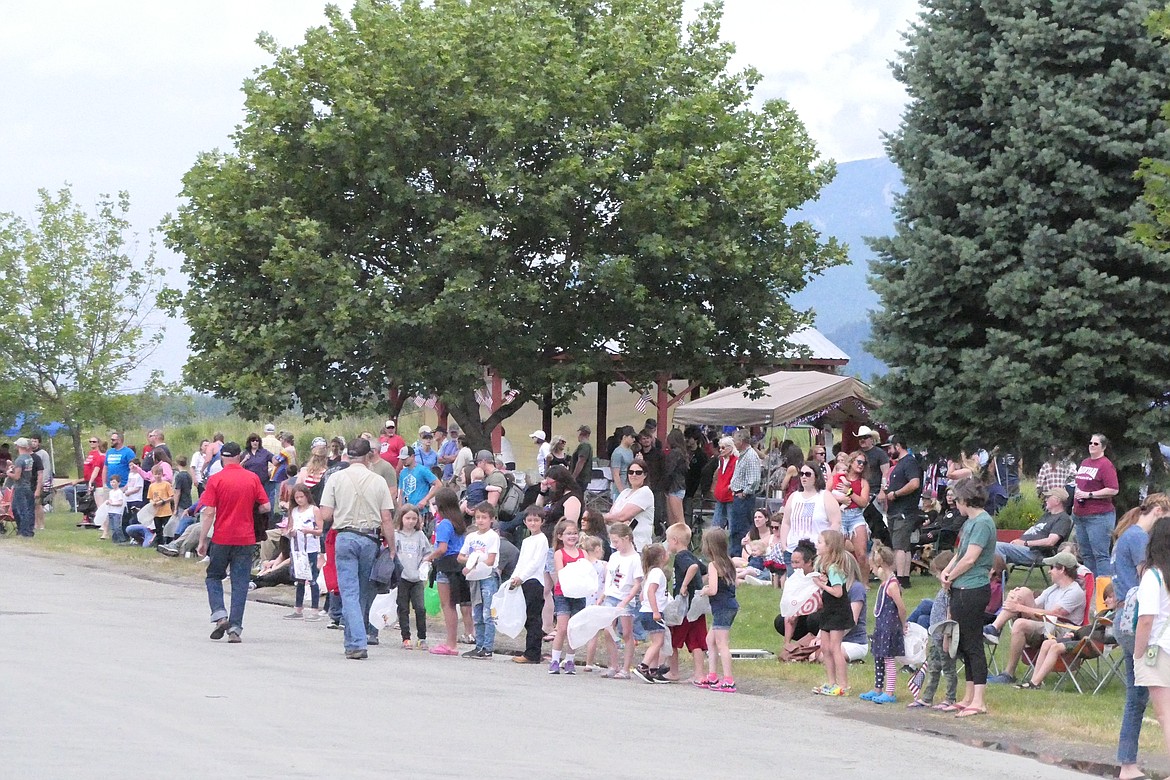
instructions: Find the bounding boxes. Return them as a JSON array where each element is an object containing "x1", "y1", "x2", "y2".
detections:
[{"x1": 954, "y1": 706, "x2": 989, "y2": 718}]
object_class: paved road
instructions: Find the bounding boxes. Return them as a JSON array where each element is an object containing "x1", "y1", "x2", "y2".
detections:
[{"x1": 0, "y1": 550, "x2": 1090, "y2": 779}]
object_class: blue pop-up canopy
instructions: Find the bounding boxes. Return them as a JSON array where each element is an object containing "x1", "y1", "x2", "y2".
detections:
[{"x1": 4, "y1": 413, "x2": 67, "y2": 438}]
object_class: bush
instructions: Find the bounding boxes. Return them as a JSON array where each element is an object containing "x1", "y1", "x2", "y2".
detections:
[{"x1": 995, "y1": 493, "x2": 1043, "y2": 531}]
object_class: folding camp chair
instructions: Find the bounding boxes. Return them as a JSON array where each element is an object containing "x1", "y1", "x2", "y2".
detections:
[{"x1": 1007, "y1": 557, "x2": 1050, "y2": 587}]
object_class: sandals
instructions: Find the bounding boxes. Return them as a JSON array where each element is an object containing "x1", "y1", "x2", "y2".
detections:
[
  {"x1": 954, "y1": 706, "x2": 989, "y2": 718},
  {"x1": 1014, "y1": 681, "x2": 1042, "y2": 690},
  {"x1": 906, "y1": 699, "x2": 929, "y2": 708},
  {"x1": 934, "y1": 701, "x2": 961, "y2": 712},
  {"x1": 458, "y1": 634, "x2": 475, "y2": 645},
  {"x1": 612, "y1": 671, "x2": 630, "y2": 680}
]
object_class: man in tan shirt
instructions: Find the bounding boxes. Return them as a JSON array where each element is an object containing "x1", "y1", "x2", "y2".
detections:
[{"x1": 321, "y1": 438, "x2": 395, "y2": 659}]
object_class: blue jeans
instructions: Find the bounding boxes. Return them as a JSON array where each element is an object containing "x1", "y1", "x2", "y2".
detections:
[
  {"x1": 205, "y1": 542, "x2": 255, "y2": 633},
  {"x1": 712, "y1": 501, "x2": 732, "y2": 530},
  {"x1": 473, "y1": 574, "x2": 500, "y2": 651},
  {"x1": 1074, "y1": 510, "x2": 1115, "y2": 576},
  {"x1": 729, "y1": 496, "x2": 753, "y2": 557},
  {"x1": 126, "y1": 523, "x2": 154, "y2": 546},
  {"x1": 1118, "y1": 645, "x2": 1148, "y2": 765},
  {"x1": 335, "y1": 531, "x2": 380, "y2": 651},
  {"x1": 295, "y1": 552, "x2": 321, "y2": 609},
  {"x1": 12, "y1": 489, "x2": 36, "y2": 537},
  {"x1": 108, "y1": 510, "x2": 127, "y2": 543},
  {"x1": 909, "y1": 598, "x2": 934, "y2": 630}
]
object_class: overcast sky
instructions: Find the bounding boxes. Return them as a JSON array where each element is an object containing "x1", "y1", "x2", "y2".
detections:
[{"x1": 0, "y1": 0, "x2": 921, "y2": 386}]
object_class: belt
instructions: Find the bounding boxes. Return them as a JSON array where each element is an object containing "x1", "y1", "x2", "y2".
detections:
[{"x1": 336, "y1": 527, "x2": 381, "y2": 541}]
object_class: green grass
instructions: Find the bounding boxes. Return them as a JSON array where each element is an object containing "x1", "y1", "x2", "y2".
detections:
[{"x1": 6, "y1": 503, "x2": 1157, "y2": 756}]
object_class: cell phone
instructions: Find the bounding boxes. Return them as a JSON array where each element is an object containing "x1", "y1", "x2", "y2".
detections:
[{"x1": 1146, "y1": 646, "x2": 1160, "y2": 667}]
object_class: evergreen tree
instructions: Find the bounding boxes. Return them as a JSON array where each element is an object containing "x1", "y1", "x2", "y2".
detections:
[{"x1": 869, "y1": 0, "x2": 1170, "y2": 485}]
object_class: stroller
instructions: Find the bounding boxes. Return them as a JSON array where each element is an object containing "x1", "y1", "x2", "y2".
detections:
[{"x1": 76, "y1": 487, "x2": 99, "y2": 528}]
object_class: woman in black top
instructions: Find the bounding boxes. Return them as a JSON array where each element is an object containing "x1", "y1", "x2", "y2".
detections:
[{"x1": 537, "y1": 465, "x2": 583, "y2": 536}]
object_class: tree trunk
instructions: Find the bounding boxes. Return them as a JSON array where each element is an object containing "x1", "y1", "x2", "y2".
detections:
[{"x1": 68, "y1": 421, "x2": 84, "y2": 478}]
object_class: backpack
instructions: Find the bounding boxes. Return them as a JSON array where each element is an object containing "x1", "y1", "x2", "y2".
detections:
[
  {"x1": 1118, "y1": 569, "x2": 1163, "y2": 646},
  {"x1": 498, "y1": 476, "x2": 524, "y2": 521}
]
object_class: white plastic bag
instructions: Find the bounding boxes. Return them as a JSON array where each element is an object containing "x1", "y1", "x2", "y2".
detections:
[
  {"x1": 136, "y1": 502, "x2": 157, "y2": 525},
  {"x1": 492, "y1": 582, "x2": 527, "y2": 639},
  {"x1": 370, "y1": 591, "x2": 398, "y2": 628},
  {"x1": 686, "y1": 592, "x2": 711, "y2": 622},
  {"x1": 558, "y1": 558, "x2": 600, "y2": 599},
  {"x1": 662, "y1": 593, "x2": 688, "y2": 626},
  {"x1": 779, "y1": 570, "x2": 822, "y2": 617},
  {"x1": 896, "y1": 622, "x2": 929, "y2": 667},
  {"x1": 567, "y1": 605, "x2": 621, "y2": 650},
  {"x1": 316, "y1": 567, "x2": 327, "y2": 593}
]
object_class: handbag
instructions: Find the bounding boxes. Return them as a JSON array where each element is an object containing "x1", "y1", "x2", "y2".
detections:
[{"x1": 370, "y1": 546, "x2": 402, "y2": 594}]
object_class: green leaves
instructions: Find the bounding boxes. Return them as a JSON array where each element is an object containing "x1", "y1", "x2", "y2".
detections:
[
  {"x1": 870, "y1": 0, "x2": 1170, "y2": 485},
  {"x1": 164, "y1": 0, "x2": 842, "y2": 444}
]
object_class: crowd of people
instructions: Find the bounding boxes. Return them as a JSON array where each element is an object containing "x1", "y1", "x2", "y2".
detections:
[{"x1": 12, "y1": 417, "x2": 1170, "y2": 776}]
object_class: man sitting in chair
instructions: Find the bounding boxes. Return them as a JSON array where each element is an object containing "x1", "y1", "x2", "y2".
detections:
[
  {"x1": 983, "y1": 551, "x2": 1086, "y2": 684},
  {"x1": 995, "y1": 488, "x2": 1071, "y2": 566}
]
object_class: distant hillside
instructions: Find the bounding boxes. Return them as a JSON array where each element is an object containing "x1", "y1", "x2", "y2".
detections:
[{"x1": 788, "y1": 156, "x2": 901, "y2": 380}]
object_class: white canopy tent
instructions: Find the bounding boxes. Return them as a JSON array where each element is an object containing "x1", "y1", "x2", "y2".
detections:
[{"x1": 671, "y1": 370, "x2": 881, "y2": 428}]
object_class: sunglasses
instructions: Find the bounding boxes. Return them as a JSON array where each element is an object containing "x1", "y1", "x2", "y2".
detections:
[
  {"x1": 628, "y1": 469, "x2": 645, "y2": 475},
  {"x1": 1089, "y1": 441, "x2": 1102, "y2": 446},
  {"x1": 769, "y1": 524, "x2": 781, "y2": 530},
  {"x1": 88, "y1": 439, "x2": 98, "y2": 443},
  {"x1": 800, "y1": 470, "x2": 816, "y2": 477}
]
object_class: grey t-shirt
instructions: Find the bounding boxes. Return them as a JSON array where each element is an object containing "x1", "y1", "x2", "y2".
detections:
[
  {"x1": 1020, "y1": 511, "x2": 1072, "y2": 554},
  {"x1": 1037, "y1": 580, "x2": 1086, "y2": 625}
]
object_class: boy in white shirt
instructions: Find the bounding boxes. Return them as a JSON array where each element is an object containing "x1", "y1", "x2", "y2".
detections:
[
  {"x1": 508, "y1": 507, "x2": 550, "y2": 664},
  {"x1": 105, "y1": 476, "x2": 128, "y2": 544},
  {"x1": 459, "y1": 502, "x2": 502, "y2": 659}
]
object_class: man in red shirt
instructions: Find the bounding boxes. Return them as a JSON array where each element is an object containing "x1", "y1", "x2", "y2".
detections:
[
  {"x1": 378, "y1": 419, "x2": 406, "y2": 469},
  {"x1": 197, "y1": 442, "x2": 270, "y2": 643}
]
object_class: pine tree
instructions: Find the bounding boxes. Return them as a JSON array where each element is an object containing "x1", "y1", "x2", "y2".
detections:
[{"x1": 869, "y1": 0, "x2": 1170, "y2": 484}]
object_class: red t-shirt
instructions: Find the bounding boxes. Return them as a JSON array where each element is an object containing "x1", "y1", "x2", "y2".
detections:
[
  {"x1": 378, "y1": 434, "x2": 406, "y2": 469},
  {"x1": 83, "y1": 448, "x2": 104, "y2": 483},
  {"x1": 201, "y1": 462, "x2": 268, "y2": 546},
  {"x1": 1074, "y1": 456, "x2": 1118, "y2": 516}
]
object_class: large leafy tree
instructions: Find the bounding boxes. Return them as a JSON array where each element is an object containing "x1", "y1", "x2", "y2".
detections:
[
  {"x1": 0, "y1": 186, "x2": 164, "y2": 474},
  {"x1": 868, "y1": 0, "x2": 1170, "y2": 486},
  {"x1": 163, "y1": 0, "x2": 843, "y2": 449}
]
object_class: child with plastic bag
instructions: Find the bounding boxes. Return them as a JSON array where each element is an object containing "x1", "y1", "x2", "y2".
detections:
[{"x1": 507, "y1": 507, "x2": 550, "y2": 663}]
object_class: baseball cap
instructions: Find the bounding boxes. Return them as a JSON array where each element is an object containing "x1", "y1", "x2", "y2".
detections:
[
  {"x1": 264, "y1": 423, "x2": 276, "y2": 433},
  {"x1": 419, "y1": 425, "x2": 433, "y2": 435},
  {"x1": 530, "y1": 430, "x2": 546, "y2": 441},
  {"x1": 347, "y1": 438, "x2": 372, "y2": 458},
  {"x1": 219, "y1": 442, "x2": 243, "y2": 458},
  {"x1": 578, "y1": 425, "x2": 591, "y2": 434},
  {"x1": 384, "y1": 420, "x2": 396, "y2": 429},
  {"x1": 1044, "y1": 487, "x2": 1068, "y2": 501},
  {"x1": 13, "y1": 437, "x2": 29, "y2": 448},
  {"x1": 311, "y1": 436, "x2": 328, "y2": 448},
  {"x1": 475, "y1": 449, "x2": 494, "y2": 463},
  {"x1": 1042, "y1": 551, "x2": 1079, "y2": 570},
  {"x1": 399, "y1": 445, "x2": 414, "y2": 460}
]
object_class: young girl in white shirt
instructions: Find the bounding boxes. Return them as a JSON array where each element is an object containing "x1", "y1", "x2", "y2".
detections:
[
  {"x1": 395, "y1": 504, "x2": 434, "y2": 648},
  {"x1": 286, "y1": 484, "x2": 324, "y2": 621},
  {"x1": 634, "y1": 543, "x2": 669, "y2": 683},
  {"x1": 599, "y1": 522, "x2": 643, "y2": 679}
]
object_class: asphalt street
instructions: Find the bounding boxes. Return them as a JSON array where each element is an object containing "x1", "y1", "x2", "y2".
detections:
[{"x1": 0, "y1": 549, "x2": 1092, "y2": 779}]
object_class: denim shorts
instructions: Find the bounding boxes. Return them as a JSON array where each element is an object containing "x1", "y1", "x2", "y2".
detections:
[
  {"x1": 711, "y1": 606, "x2": 738, "y2": 630},
  {"x1": 668, "y1": 489, "x2": 685, "y2": 500},
  {"x1": 639, "y1": 611, "x2": 665, "y2": 633},
  {"x1": 841, "y1": 508, "x2": 867, "y2": 536},
  {"x1": 553, "y1": 593, "x2": 586, "y2": 617},
  {"x1": 602, "y1": 595, "x2": 638, "y2": 617}
]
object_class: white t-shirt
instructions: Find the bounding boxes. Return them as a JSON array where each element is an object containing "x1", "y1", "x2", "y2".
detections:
[
  {"x1": 612, "y1": 486, "x2": 655, "y2": 551},
  {"x1": 639, "y1": 567, "x2": 668, "y2": 613},
  {"x1": 452, "y1": 447, "x2": 474, "y2": 488},
  {"x1": 291, "y1": 505, "x2": 321, "y2": 554},
  {"x1": 537, "y1": 442, "x2": 552, "y2": 476},
  {"x1": 125, "y1": 472, "x2": 144, "y2": 503},
  {"x1": 1138, "y1": 568, "x2": 1170, "y2": 653},
  {"x1": 499, "y1": 436, "x2": 515, "y2": 466},
  {"x1": 107, "y1": 488, "x2": 125, "y2": 512},
  {"x1": 460, "y1": 529, "x2": 501, "y2": 581},
  {"x1": 604, "y1": 550, "x2": 644, "y2": 601}
]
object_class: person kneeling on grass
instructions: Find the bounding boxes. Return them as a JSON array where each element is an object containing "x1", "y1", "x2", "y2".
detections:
[
  {"x1": 1015, "y1": 582, "x2": 1115, "y2": 690},
  {"x1": 983, "y1": 550, "x2": 1086, "y2": 684}
]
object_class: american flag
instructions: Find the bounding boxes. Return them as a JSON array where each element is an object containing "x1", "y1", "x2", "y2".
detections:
[
  {"x1": 474, "y1": 388, "x2": 493, "y2": 407},
  {"x1": 424, "y1": 396, "x2": 437, "y2": 409},
  {"x1": 907, "y1": 662, "x2": 926, "y2": 697},
  {"x1": 635, "y1": 391, "x2": 651, "y2": 413},
  {"x1": 412, "y1": 395, "x2": 425, "y2": 408},
  {"x1": 503, "y1": 389, "x2": 519, "y2": 403}
]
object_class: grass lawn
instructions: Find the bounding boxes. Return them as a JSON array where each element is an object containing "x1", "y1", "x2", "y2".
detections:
[{"x1": 3, "y1": 507, "x2": 1158, "y2": 758}]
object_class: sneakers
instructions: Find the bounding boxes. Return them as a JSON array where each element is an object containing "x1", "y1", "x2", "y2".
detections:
[
  {"x1": 548, "y1": 660, "x2": 561, "y2": 675},
  {"x1": 366, "y1": 636, "x2": 380, "y2": 646},
  {"x1": 872, "y1": 692, "x2": 897, "y2": 704},
  {"x1": 562, "y1": 659, "x2": 576, "y2": 674},
  {"x1": 473, "y1": 650, "x2": 493, "y2": 660},
  {"x1": 157, "y1": 544, "x2": 180, "y2": 557},
  {"x1": 713, "y1": 679, "x2": 736, "y2": 693},
  {"x1": 210, "y1": 618, "x2": 230, "y2": 641},
  {"x1": 284, "y1": 612, "x2": 304, "y2": 620},
  {"x1": 513, "y1": 655, "x2": 538, "y2": 664},
  {"x1": 326, "y1": 620, "x2": 343, "y2": 630},
  {"x1": 632, "y1": 664, "x2": 653, "y2": 683},
  {"x1": 303, "y1": 613, "x2": 321, "y2": 622},
  {"x1": 651, "y1": 670, "x2": 672, "y2": 684},
  {"x1": 987, "y1": 673, "x2": 1017, "y2": 684},
  {"x1": 402, "y1": 639, "x2": 413, "y2": 649},
  {"x1": 345, "y1": 649, "x2": 368, "y2": 660},
  {"x1": 983, "y1": 625, "x2": 1001, "y2": 645},
  {"x1": 692, "y1": 678, "x2": 710, "y2": 688},
  {"x1": 417, "y1": 640, "x2": 427, "y2": 651},
  {"x1": 227, "y1": 631, "x2": 242, "y2": 644},
  {"x1": 462, "y1": 648, "x2": 482, "y2": 658}
]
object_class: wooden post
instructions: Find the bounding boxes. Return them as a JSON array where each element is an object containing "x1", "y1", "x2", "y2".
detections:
[
  {"x1": 596, "y1": 380, "x2": 609, "y2": 457},
  {"x1": 490, "y1": 369, "x2": 503, "y2": 454},
  {"x1": 436, "y1": 400, "x2": 448, "y2": 429},
  {"x1": 656, "y1": 373, "x2": 670, "y2": 435},
  {"x1": 542, "y1": 388, "x2": 554, "y2": 441}
]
